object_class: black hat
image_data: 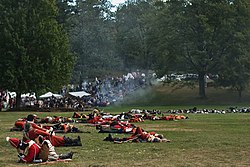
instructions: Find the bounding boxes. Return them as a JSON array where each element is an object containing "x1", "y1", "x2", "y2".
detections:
[{"x1": 27, "y1": 114, "x2": 35, "y2": 121}]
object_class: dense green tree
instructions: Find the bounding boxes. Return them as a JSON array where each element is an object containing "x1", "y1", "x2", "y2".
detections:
[
  {"x1": 144, "y1": 0, "x2": 177, "y2": 77},
  {"x1": 0, "y1": 0, "x2": 75, "y2": 107},
  {"x1": 150, "y1": 0, "x2": 250, "y2": 98},
  {"x1": 56, "y1": 0, "x2": 71, "y2": 25},
  {"x1": 216, "y1": 0, "x2": 250, "y2": 99},
  {"x1": 56, "y1": 0, "x2": 81, "y2": 31},
  {"x1": 115, "y1": 0, "x2": 156, "y2": 71},
  {"x1": 70, "y1": 0, "x2": 123, "y2": 82}
]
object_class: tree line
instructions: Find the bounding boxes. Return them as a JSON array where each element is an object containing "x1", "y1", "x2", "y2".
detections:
[{"x1": 1, "y1": 0, "x2": 250, "y2": 106}]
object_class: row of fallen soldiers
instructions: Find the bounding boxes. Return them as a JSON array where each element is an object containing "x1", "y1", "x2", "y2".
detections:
[
  {"x1": 7, "y1": 114, "x2": 82, "y2": 164},
  {"x1": 84, "y1": 109, "x2": 171, "y2": 143},
  {"x1": 11, "y1": 114, "x2": 83, "y2": 133},
  {"x1": 7, "y1": 110, "x2": 185, "y2": 163},
  {"x1": 73, "y1": 111, "x2": 171, "y2": 143},
  {"x1": 10, "y1": 110, "x2": 188, "y2": 133},
  {"x1": 11, "y1": 113, "x2": 137, "y2": 134},
  {"x1": 72, "y1": 110, "x2": 188, "y2": 124},
  {"x1": 10, "y1": 109, "x2": 188, "y2": 137}
]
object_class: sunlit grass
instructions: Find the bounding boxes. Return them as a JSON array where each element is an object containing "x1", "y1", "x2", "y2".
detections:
[
  {"x1": 0, "y1": 111, "x2": 250, "y2": 167},
  {"x1": 1, "y1": 84, "x2": 250, "y2": 166}
]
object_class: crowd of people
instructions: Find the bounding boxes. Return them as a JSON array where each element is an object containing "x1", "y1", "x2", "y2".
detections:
[
  {"x1": 60, "y1": 71, "x2": 151, "y2": 107},
  {"x1": 0, "y1": 90, "x2": 15, "y2": 110},
  {"x1": 1, "y1": 71, "x2": 153, "y2": 111},
  {"x1": 36, "y1": 71, "x2": 150, "y2": 109}
]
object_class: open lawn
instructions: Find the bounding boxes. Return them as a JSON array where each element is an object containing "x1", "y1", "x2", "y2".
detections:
[
  {"x1": 1, "y1": 85, "x2": 250, "y2": 166},
  {"x1": 0, "y1": 110, "x2": 250, "y2": 167}
]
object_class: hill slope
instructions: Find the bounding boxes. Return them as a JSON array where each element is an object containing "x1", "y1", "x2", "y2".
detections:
[{"x1": 118, "y1": 84, "x2": 250, "y2": 107}]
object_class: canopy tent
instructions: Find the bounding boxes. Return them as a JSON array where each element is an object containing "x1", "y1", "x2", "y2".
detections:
[
  {"x1": 68, "y1": 91, "x2": 91, "y2": 98},
  {"x1": 21, "y1": 93, "x2": 36, "y2": 99},
  {"x1": 7, "y1": 92, "x2": 36, "y2": 99},
  {"x1": 39, "y1": 92, "x2": 62, "y2": 98}
]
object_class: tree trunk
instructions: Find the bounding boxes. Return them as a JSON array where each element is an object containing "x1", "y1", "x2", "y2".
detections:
[
  {"x1": 198, "y1": 72, "x2": 206, "y2": 98},
  {"x1": 15, "y1": 92, "x2": 22, "y2": 108}
]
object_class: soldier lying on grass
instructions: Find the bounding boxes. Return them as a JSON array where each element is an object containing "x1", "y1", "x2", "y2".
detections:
[{"x1": 103, "y1": 127, "x2": 170, "y2": 143}]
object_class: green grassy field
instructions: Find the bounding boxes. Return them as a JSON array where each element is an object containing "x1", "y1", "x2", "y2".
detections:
[
  {"x1": 1, "y1": 85, "x2": 250, "y2": 166},
  {"x1": 0, "y1": 110, "x2": 250, "y2": 167}
]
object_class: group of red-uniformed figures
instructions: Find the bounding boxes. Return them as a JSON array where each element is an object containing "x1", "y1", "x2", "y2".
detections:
[
  {"x1": 7, "y1": 110, "x2": 187, "y2": 164},
  {"x1": 7, "y1": 114, "x2": 82, "y2": 163}
]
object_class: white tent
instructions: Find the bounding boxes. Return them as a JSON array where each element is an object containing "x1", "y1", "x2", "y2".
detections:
[
  {"x1": 39, "y1": 92, "x2": 62, "y2": 98},
  {"x1": 9, "y1": 92, "x2": 16, "y2": 98},
  {"x1": 7, "y1": 92, "x2": 36, "y2": 99},
  {"x1": 68, "y1": 91, "x2": 91, "y2": 98},
  {"x1": 21, "y1": 93, "x2": 36, "y2": 99}
]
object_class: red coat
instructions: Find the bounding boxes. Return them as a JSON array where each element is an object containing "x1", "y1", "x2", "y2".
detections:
[
  {"x1": 23, "y1": 129, "x2": 50, "y2": 141},
  {"x1": 21, "y1": 140, "x2": 41, "y2": 163},
  {"x1": 15, "y1": 121, "x2": 47, "y2": 131},
  {"x1": 23, "y1": 129, "x2": 65, "y2": 147},
  {"x1": 49, "y1": 135, "x2": 65, "y2": 147},
  {"x1": 72, "y1": 112, "x2": 81, "y2": 118}
]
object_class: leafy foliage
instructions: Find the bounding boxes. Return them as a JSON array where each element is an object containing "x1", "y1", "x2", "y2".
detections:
[
  {"x1": 148, "y1": 0, "x2": 250, "y2": 98},
  {"x1": 0, "y1": 0, "x2": 74, "y2": 97},
  {"x1": 69, "y1": 0, "x2": 123, "y2": 82},
  {"x1": 115, "y1": 0, "x2": 156, "y2": 71}
]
